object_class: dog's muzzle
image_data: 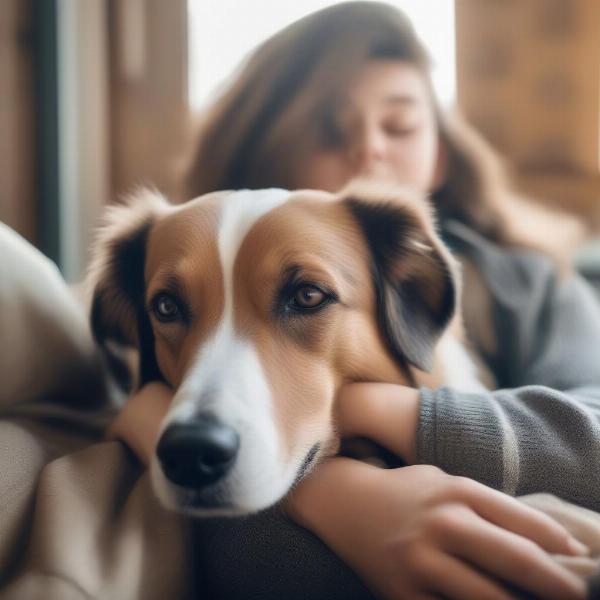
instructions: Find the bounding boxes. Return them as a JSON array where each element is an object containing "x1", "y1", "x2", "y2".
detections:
[{"x1": 156, "y1": 415, "x2": 240, "y2": 489}]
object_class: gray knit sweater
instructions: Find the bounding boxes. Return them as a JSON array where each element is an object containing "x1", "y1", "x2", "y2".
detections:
[{"x1": 417, "y1": 220, "x2": 600, "y2": 511}]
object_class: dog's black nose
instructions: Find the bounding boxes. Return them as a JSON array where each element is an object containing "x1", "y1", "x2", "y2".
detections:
[{"x1": 156, "y1": 417, "x2": 239, "y2": 488}]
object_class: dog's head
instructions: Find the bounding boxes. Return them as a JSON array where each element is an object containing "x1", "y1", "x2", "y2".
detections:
[{"x1": 89, "y1": 182, "x2": 457, "y2": 516}]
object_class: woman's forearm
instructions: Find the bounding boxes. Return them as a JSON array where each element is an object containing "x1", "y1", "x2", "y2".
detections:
[
  {"x1": 286, "y1": 457, "x2": 380, "y2": 538},
  {"x1": 417, "y1": 384, "x2": 600, "y2": 511},
  {"x1": 106, "y1": 382, "x2": 173, "y2": 465},
  {"x1": 336, "y1": 383, "x2": 420, "y2": 463}
]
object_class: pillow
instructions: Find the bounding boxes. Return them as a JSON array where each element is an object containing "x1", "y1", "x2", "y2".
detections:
[{"x1": 0, "y1": 223, "x2": 102, "y2": 407}]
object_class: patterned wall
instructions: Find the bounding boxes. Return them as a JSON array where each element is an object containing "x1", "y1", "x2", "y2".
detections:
[{"x1": 455, "y1": 0, "x2": 600, "y2": 218}]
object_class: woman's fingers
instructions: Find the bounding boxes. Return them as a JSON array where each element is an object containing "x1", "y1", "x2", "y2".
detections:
[
  {"x1": 421, "y1": 551, "x2": 516, "y2": 600},
  {"x1": 461, "y1": 479, "x2": 589, "y2": 557},
  {"x1": 442, "y1": 508, "x2": 586, "y2": 600}
]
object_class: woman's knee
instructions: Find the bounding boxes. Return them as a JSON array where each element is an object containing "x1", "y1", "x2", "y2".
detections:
[{"x1": 192, "y1": 507, "x2": 374, "y2": 600}]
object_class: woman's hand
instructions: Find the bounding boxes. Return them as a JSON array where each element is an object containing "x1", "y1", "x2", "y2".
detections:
[
  {"x1": 286, "y1": 458, "x2": 588, "y2": 600},
  {"x1": 336, "y1": 382, "x2": 420, "y2": 463},
  {"x1": 106, "y1": 382, "x2": 174, "y2": 466}
]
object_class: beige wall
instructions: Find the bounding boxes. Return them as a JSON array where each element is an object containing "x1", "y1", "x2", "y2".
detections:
[
  {"x1": 108, "y1": 0, "x2": 190, "y2": 202},
  {"x1": 0, "y1": 0, "x2": 36, "y2": 244}
]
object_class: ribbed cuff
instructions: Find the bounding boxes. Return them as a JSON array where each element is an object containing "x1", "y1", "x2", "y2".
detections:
[{"x1": 416, "y1": 387, "x2": 506, "y2": 490}]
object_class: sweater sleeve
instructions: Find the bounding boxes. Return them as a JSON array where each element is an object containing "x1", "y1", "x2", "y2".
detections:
[{"x1": 417, "y1": 227, "x2": 600, "y2": 511}]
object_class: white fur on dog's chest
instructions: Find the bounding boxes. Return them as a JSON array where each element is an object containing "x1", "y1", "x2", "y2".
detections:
[{"x1": 436, "y1": 336, "x2": 490, "y2": 393}]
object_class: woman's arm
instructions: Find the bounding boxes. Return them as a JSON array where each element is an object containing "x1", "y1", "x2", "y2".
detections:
[
  {"x1": 340, "y1": 237, "x2": 600, "y2": 511},
  {"x1": 338, "y1": 380, "x2": 600, "y2": 513},
  {"x1": 419, "y1": 255, "x2": 600, "y2": 510},
  {"x1": 106, "y1": 382, "x2": 173, "y2": 464},
  {"x1": 336, "y1": 382, "x2": 420, "y2": 464}
]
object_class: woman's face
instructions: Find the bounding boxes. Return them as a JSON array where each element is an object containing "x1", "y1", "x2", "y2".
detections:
[{"x1": 299, "y1": 60, "x2": 442, "y2": 193}]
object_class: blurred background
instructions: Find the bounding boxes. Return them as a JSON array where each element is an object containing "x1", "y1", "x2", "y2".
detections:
[{"x1": 1, "y1": 0, "x2": 600, "y2": 282}]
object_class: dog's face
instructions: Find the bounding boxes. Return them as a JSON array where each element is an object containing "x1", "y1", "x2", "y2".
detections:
[{"x1": 89, "y1": 183, "x2": 456, "y2": 516}]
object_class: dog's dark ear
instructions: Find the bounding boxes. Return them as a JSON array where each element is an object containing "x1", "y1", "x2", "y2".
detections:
[
  {"x1": 87, "y1": 189, "x2": 169, "y2": 384},
  {"x1": 344, "y1": 184, "x2": 457, "y2": 372}
]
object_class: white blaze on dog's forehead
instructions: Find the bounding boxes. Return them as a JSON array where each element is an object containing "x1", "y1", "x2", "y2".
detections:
[{"x1": 217, "y1": 188, "x2": 291, "y2": 305}]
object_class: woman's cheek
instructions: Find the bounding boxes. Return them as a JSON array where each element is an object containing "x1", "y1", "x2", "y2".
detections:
[{"x1": 392, "y1": 136, "x2": 438, "y2": 192}]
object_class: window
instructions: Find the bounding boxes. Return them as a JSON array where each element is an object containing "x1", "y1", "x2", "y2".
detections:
[{"x1": 187, "y1": 0, "x2": 455, "y2": 111}]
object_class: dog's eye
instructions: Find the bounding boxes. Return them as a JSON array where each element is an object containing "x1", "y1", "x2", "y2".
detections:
[
  {"x1": 291, "y1": 285, "x2": 328, "y2": 310},
  {"x1": 152, "y1": 293, "x2": 180, "y2": 322}
]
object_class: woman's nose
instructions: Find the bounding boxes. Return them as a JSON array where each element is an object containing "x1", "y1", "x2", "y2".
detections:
[{"x1": 352, "y1": 126, "x2": 387, "y2": 171}]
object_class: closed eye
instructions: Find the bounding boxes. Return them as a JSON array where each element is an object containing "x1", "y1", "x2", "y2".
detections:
[{"x1": 384, "y1": 120, "x2": 419, "y2": 138}]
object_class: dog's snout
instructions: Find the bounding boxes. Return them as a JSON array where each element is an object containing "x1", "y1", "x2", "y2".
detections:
[{"x1": 156, "y1": 417, "x2": 239, "y2": 489}]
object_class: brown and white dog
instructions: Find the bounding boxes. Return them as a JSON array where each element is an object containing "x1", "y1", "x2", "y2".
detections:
[{"x1": 88, "y1": 182, "x2": 487, "y2": 517}]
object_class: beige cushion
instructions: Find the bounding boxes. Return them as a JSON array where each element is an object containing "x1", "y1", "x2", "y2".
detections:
[{"x1": 0, "y1": 223, "x2": 101, "y2": 407}]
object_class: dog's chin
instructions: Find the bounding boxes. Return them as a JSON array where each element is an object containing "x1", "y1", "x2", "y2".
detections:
[{"x1": 158, "y1": 488, "x2": 249, "y2": 518}]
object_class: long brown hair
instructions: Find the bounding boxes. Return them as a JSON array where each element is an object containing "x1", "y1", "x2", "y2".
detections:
[{"x1": 184, "y1": 1, "x2": 582, "y2": 261}]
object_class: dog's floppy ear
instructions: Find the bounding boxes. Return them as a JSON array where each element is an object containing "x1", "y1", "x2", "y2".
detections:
[
  {"x1": 343, "y1": 182, "x2": 457, "y2": 372},
  {"x1": 87, "y1": 189, "x2": 169, "y2": 385}
]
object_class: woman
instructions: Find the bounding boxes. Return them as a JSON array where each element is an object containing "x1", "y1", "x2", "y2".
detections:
[{"x1": 111, "y1": 2, "x2": 600, "y2": 599}]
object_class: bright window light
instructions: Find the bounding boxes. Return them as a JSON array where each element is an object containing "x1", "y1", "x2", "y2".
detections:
[{"x1": 187, "y1": 0, "x2": 455, "y2": 111}]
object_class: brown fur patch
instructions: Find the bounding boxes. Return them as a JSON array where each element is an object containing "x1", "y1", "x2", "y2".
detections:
[{"x1": 143, "y1": 194, "x2": 225, "y2": 387}]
